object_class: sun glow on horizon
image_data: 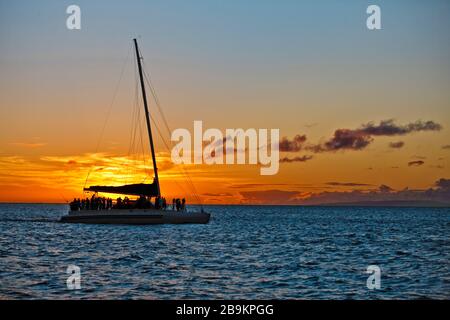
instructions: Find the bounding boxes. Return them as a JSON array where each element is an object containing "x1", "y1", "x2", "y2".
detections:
[{"x1": 1, "y1": 1, "x2": 449, "y2": 204}]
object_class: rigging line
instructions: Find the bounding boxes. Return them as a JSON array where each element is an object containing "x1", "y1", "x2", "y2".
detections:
[
  {"x1": 140, "y1": 55, "x2": 203, "y2": 206},
  {"x1": 133, "y1": 84, "x2": 151, "y2": 184},
  {"x1": 128, "y1": 44, "x2": 153, "y2": 186},
  {"x1": 124, "y1": 54, "x2": 142, "y2": 185},
  {"x1": 141, "y1": 63, "x2": 172, "y2": 136},
  {"x1": 144, "y1": 116, "x2": 190, "y2": 194},
  {"x1": 146, "y1": 112, "x2": 190, "y2": 196},
  {"x1": 145, "y1": 109, "x2": 196, "y2": 199},
  {"x1": 129, "y1": 85, "x2": 141, "y2": 184},
  {"x1": 135, "y1": 86, "x2": 153, "y2": 183},
  {"x1": 124, "y1": 48, "x2": 152, "y2": 187},
  {"x1": 143, "y1": 69, "x2": 203, "y2": 206},
  {"x1": 126, "y1": 103, "x2": 137, "y2": 184},
  {"x1": 152, "y1": 120, "x2": 202, "y2": 205},
  {"x1": 124, "y1": 71, "x2": 139, "y2": 184},
  {"x1": 83, "y1": 43, "x2": 133, "y2": 191},
  {"x1": 148, "y1": 110, "x2": 201, "y2": 203}
]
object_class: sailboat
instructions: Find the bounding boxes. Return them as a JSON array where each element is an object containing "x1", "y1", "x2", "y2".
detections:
[{"x1": 60, "y1": 39, "x2": 210, "y2": 225}]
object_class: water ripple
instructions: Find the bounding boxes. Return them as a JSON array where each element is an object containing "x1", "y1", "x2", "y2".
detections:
[{"x1": 0, "y1": 203, "x2": 449, "y2": 299}]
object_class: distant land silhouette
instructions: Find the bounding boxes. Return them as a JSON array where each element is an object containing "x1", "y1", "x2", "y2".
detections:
[{"x1": 316, "y1": 200, "x2": 450, "y2": 208}]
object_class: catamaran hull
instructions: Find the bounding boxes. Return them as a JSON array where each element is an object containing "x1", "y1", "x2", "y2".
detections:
[{"x1": 60, "y1": 209, "x2": 210, "y2": 225}]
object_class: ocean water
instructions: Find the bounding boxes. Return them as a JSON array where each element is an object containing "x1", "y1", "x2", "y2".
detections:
[{"x1": 0, "y1": 203, "x2": 448, "y2": 299}]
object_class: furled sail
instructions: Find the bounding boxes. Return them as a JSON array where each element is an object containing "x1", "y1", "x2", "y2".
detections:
[{"x1": 84, "y1": 182, "x2": 159, "y2": 197}]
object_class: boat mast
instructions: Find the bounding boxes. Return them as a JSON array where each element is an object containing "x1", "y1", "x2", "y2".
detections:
[{"x1": 133, "y1": 38, "x2": 160, "y2": 197}]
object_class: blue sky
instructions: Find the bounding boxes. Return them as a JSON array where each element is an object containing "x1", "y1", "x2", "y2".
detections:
[{"x1": 1, "y1": 0, "x2": 449, "y2": 137}]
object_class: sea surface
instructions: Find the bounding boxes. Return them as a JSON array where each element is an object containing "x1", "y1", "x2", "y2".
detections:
[{"x1": 0, "y1": 203, "x2": 448, "y2": 299}]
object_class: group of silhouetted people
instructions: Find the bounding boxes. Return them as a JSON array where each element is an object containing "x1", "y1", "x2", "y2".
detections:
[
  {"x1": 172, "y1": 198, "x2": 186, "y2": 212},
  {"x1": 154, "y1": 196, "x2": 168, "y2": 210},
  {"x1": 70, "y1": 195, "x2": 113, "y2": 211},
  {"x1": 70, "y1": 195, "x2": 187, "y2": 212}
]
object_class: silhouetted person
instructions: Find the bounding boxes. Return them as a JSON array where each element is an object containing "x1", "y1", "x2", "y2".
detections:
[
  {"x1": 137, "y1": 196, "x2": 146, "y2": 209},
  {"x1": 181, "y1": 198, "x2": 186, "y2": 212},
  {"x1": 124, "y1": 197, "x2": 130, "y2": 209},
  {"x1": 70, "y1": 198, "x2": 79, "y2": 211}
]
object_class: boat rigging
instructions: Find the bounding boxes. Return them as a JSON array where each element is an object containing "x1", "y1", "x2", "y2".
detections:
[{"x1": 60, "y1": 39, "x2": 210, "y2": 225}]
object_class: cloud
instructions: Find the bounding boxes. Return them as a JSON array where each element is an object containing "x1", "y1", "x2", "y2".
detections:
[
  {"x1": 442, "y1": 145, "x2": 450, "y2": 150},
  {"x1": 237, "y1": 178, "x2": 450, "y2": 205},
  {"x1": 279, "y1": 134, "x2": 307, "y2": 152},
  {"x1": 301, "y1": 178, "x2": 450, "y2": 205},
  {"x1": 308, "y1": 129, "x2": 373, "y2": 152},
  {"x1": 10, "y1": 142, "x2": 47, "y2": 148},
  {"x1": 361, "y1": 119, "x2": 442, "y2": 135},
  {"x1": 307, "y1": 119, "x2": 442, "y2": 152},
  {"x1": 326, "y1": 182, "x2": 373, "y2": 187},
  {"x1": 408, "y1": 160, "x2": 425, "y2": 167},
  {"x1": 435, "y1": 178, "x2": 450, "y2": 190},
  {"x1": 279, "y1": 119, "x2": 440, "y2": 156},
  {"x1": 389, "y1": 141, "x2": 405, "y2": 149},
  {"x1": 379, "y1": 184, "x2": 394, "y2": 193},
  {"x1": 228, "y1": 182, "x2": 316, "y2": 190},
  {"x1": 229, "y1": 183, "x2": 286, "y2": 189},
  {"x1": 239, "y1": 189, "x2": 302, "y2": 204},
  {"x1": 279, "y1": 155, "x2": 313, "y2": 163},
  {"x1": 202, "y1": 192, "x2": 233, "y2": 197},
  {"x1": 0, "y1": 152, "x2": 180, "y2": 193}
]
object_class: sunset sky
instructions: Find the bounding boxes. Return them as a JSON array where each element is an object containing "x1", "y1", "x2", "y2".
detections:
[{"x1": 1, "y1": 0, "x2": 449, "y2": 204}]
